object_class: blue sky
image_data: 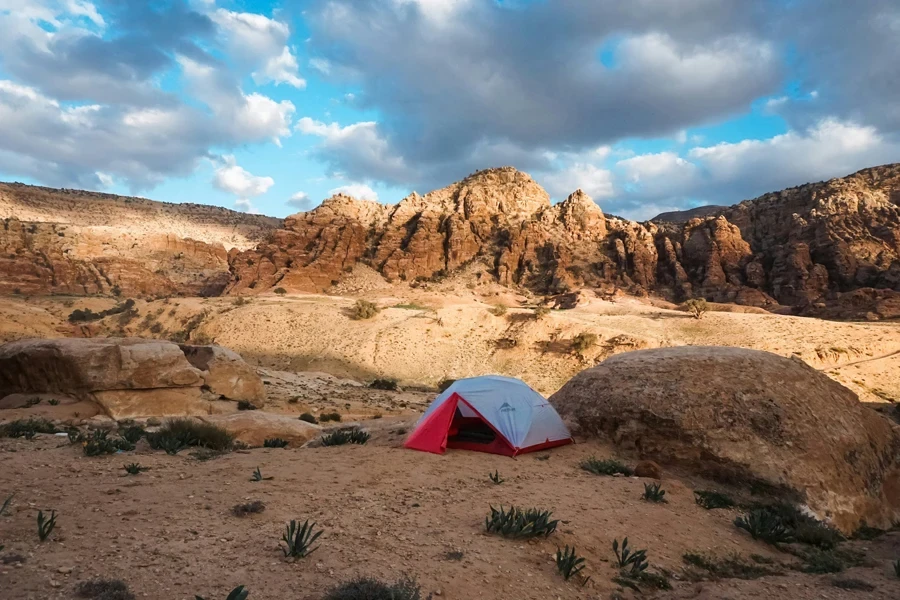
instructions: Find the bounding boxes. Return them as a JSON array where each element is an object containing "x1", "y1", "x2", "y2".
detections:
[{"x1": 0, "y1": 0, "x2": 898, "y2": 220}]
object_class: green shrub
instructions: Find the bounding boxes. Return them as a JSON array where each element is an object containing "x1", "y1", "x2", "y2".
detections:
[
  {"x1": 123, "y1": 463, "x2": 149, "y2": 476},
  {"x1": 323, "y1": 576, "x2": 429, "y2": 600},
  {"x1": 83, "y1": 430, "x2": 134, "y2": 456},
  {"x1": 68, "y1": 299, "x2": 135, "y2": 323},
  {"x1": 319, "y1": 412, "x2": 342, "y2": 422},
  {"x1": 488, "y1": 470, "x2": 504, "y2": 484},
  {"x1": 0, "y1": 418, "x2": 58, "y2": 438},
  {"x1": 298, "y1": 413, "x2": 318, "y2": 424},
  {"x1": 321, "y1": 428, "x2": 370, "y2": 446},
  {"x1": 236, "y1": 401, "x2": 258, "y2": 411},
  {"x1": 250, "y1": 467, "x2": 273, "y2": 482},
  {"x1": 694, "y1": 490, "x2": 735, "y2": 510},
  {"x1": 232, "y1": 501, "x2": 265, "y2": 517},
  {"x1": 791, "y1": 546, "x2": 864, "y2": 574},
  {"x1": 484, "y1": 506, "x2": 558, "y2": 538},
  {"x1": 555, "y1": 545, "x2": 587, "y2": 581},
  {"x1": 147, "y1": 419, "x2": 234, "y2": 454},
  {"x1": 37, "y1": 509, "x2": 57, "y2": 541},
  {"x1": 682, "y1": 552, "x2": 780, "y2": 580},
  {"x1": 642, "y1": 482, "x2": 667, "y2": 503},
  {"x1": 369, "y1": 378, "x2": 399, "y2": 391},
  {"x1": 613, "y1": 538, "x2": 648, "y2": 573},
  {"x1": 263, "y1": 438, "x2": 289, "y2": 448},
  {"x1": 281, "y1": 519, "x2": 323, "y2": 559},
  {"x1": 119, "y1": 425, "x2": 146, "y2": 444},
  {"x1": 737, "y1": 504, "x2": 843, "y2": 548},
  {"x1": 533, "y1": 306, "x2": 551, "y2": 319},
  {"x1": 350, "y1": 299, "x2": 380, "y2": 320},
  {"x1": 734, "y1": 509, "x2": 794, "y2": 545},
  {"x1": 571, "y1": 332, "x2": 597, "y2": 353},
  {"x1": 580, "y1": 457, "x2": 633, "y2": 476},
  {"x1": 74, "y1": 578, "x2": 135, "y2": 600},
  {"x1": 274, "y1": 287, "x2": 287, "y2": 295},
  {"x1": 47, "y1": 399, "x2": 60, "y2": 406}
]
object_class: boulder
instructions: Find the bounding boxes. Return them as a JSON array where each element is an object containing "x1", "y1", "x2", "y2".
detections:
[
  {"x1": 550, "y1": 346, "x2": 900, "y2": 533},
  {"x1": 0, "y1": 337, "x2": 203, "y2": 397},
  {"x1": 179, "y1": 344, "x2": 266, "y2": 404},
  {"x1": 92, "y1": 388, "x2": 210, "y2": 420},
  {"x1": 200, "y1": 412, "x2": 321, "y2": 447}
]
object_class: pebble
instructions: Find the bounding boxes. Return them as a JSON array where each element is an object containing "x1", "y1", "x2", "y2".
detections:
[{"x1": 57, "y1": 566, "x2": 73, "y2": 574}]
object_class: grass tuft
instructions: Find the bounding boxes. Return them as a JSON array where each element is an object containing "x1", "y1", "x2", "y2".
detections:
[
  {"x1": 321, "y1": 428, "x2": 370, "y2": 446},
  {"x1": 484, "y1": 506, "x2": 558, "y2": 538},
  {"x1": 323, "y1": 576, "x2": 430, "y2": 600},
  {"x1": 147, "y1": 419, "x2": 234, "y2": 455},
  {"x1": 642, "y1": 482, "x2": 666, "y2": 503},
  {"x1": 555, "y1": 545, "x2": 587, "y2": 581},
  {"x1": 281, "y1": 519, "x2": 323, "y2": 559},
  {"x1": 232, "y1": 501, "x2": 266, "y2": 517},
  {"x1": 74, "y1": 578, "x2": 135, "y2": 600},
  {"x1": 580, "y1": 457, "x2": 633, "y2": 476},
  {"x1": 694, "y1": 490, "x2": 735, "y2": 510}
]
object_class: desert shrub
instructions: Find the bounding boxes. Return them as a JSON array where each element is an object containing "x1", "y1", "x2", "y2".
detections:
[
  {"x1": 321, "y1": 428, "x2": 370, "y2": 446},
  {"x1": 789, "y1": 546, "x2": 864, "y2": 574},
  {"x1": 1, "y1": 493, "x2": 13, "y2": 516},
  {"x1": 533, "y1": 306, "x2": 551, "y2": 319},
  {"x1": 37, "y1": 509, "x2": 57, "y2": 541},
  {"x1": 83, "y1": 430, "x2": 134, "y2": 456},
  {"x1": 74, "y1": 578, "x2": 135, "y2": 600},
  {"x1": 832, "y1": 578, "x2": 875, "y2": 592},
  {"x1": 287, "y1": 396, "x2": 300, "y2": 404},
  {"x1": 298, "y1": 413, "x2": 318, "y2": 424},
  {"x1": 146, "y1": 419, "x2": 234, "y2": 454},
  {"x1": 281, "y1": 519, "x2": 323, "y2": 558},
  {"x1": 484, "y1": 505, "x2": 558, "y2": 538},
  {"x1": 437, "y1": 379, "x2": 456, "y2": 392},
  {"x1": 236, "y1": 401, "x2": 258, "y2": 411},
  {"x1": 323, "y1": 576, "x2": 430, "y2": 600},
  {"x1": 319, "y1": 412, "x2": 342, "y2": 422},
  {"x1": 111, "y1": 285, "x2": 122, "y2": 297},
  {"x1": 119, "y1": 424, "x2": 146, "y2": 444},
  {"x1": 488, "y1": 470, "x2": 504, "y2": 484},
  {"x1": 580, "y1": 457, "x2": 633, "y2": 476},
  {"x1": 123, "y1": 463, "x2": 148, "y2": 475},
  {"x1": 232, "y1": 500, "x2": 266, "y2": 517},
  {"x1": 68, "y1": 299, "x2": 136, "y2": 323},
  {"x1": 195, "y1": 586, "x2": 249, "y2": 600},
  {"x1": 571, "y1": 332, "x2": 597, "y2": 353},
  {"x1": 24, "y1": 397, "x2": 40, "y2": 407},
  {"x1": 488, "y1": 304, "x2": 508, "y2": 317},
  {"x1": 851, "y1": 524, "x2": 888, "y2": 540},
  {"x1": 263, "y1": 438, "x2": 289, "y2": 448},
  {"x1": 232, "y1": 296, "x2": 251, "y2": 307},
  {"x1": 48, "y1": 398, "x2": 60, "y2": 406},
  {"x1": 613, "y1": 537, "x2": 648, "y2": 573},
  {"x1": 642, "y1": 482, "x2": 667, "y2": 503},
  {"x1": 682, "y1": 552, "x2": 780, "y2": 580},
  {"x1": 734, "y1": 509, "x2": 794, "y2": 545},
  {"x1": 694, "y1": 490, "x2": 735, "y2": 510},
  {"x1": 443, "y1": 550, "x2": 464, "y2": 561},
  {"x1": 555, "y1": 545, "x2": 587, "y2": 581},
  {"x1": 149, "y1": 322, "x2": 163, "y2": 334},
  {"x1": 250, "y1": 466, "x2": 273, "y2": 482},
  {"x1": 369, "y1": 378, "x2": 399, "y2": 391},
  {"x1": 739, "y1": 503, "x2": 843, "y2": 548},
  {"x1": 351, "y1": 299, "x2": 379, "y2": 320},
  {"x1": 274, "y1": 287, "x2": 287, "y2": 295},
  {"x1": 685, "y1": 298, "x2": 708, "y2": 319},
  {"x1": 0, "y1": 418, "x2": 58, "y2": 438}
]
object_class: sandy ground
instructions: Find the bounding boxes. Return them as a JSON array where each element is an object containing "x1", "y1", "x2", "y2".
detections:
[
  {"x1": 2, "y1": 430, "x2": 899, "y2": 600},
  {"x1": 1, "y1": 283, "x2": 898, "y2": 401}
]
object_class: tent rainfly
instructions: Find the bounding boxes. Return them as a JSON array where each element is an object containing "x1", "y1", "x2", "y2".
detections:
[{"x1": 404, "y1": 375, "x2": 573, "y2": 456}]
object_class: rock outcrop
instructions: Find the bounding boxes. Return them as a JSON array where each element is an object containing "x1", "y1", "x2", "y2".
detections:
[
  {"x1": 227, "y1": 164, "x2": 900, "y2": 316},
  {"x1": 549, "y1": 346, "x2": 900, "y2": 533},
  {"x1": 200, "y1": 412, "x2": 320, "y2": 447},
  {"x1": 0, "y1": 338, "x2": 265, "y2": 419}
]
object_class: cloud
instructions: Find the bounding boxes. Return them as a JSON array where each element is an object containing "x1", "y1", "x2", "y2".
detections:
[
  {"x1": 213, "y1": 155, "x2": 274, "y2": 201},
  {"x1": 287, "y1": 191, "x2": 316, "y2": 211},
  {"x1": 328, "y1": 183, "x2": 379, "y2": 201},
  {"x1": 540, "y1": 163, "x2": 615, "y2": 201}
]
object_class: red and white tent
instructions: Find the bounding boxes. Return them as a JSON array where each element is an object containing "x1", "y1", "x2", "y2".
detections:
[{"x1": 404, "y1": 375, "x2": 573, "y2": 456}]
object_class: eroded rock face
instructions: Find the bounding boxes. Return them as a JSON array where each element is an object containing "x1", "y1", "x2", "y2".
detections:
[
  {"x1": 180, "y1": 344, "x2": 266, "y2": 404},
  {"x1": 0, "y1": 338, "x2": 263, "y2": 419},
  {"x1": 549, "y1": 346, "x2": 900, "y2": 533},
  {"x1": 227, "y1": 165, "x2": 900, "y2": 315}
]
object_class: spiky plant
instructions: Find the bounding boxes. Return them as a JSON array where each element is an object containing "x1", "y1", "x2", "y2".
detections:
[
  {"x1": 250, "y1": 467, "x2": 273, "y2": 482},
  {"x1": 893, "y1": 559, "x2": 900, "y2": 578},
  {"x1": 321, "y1": 428, "x2": 370, "y2": 446},
  {"x1": 488, "y1": 470, "x2": 504, "y2": 484},
  {"x1": 556, "y1": 545, "x2": 587, "y2": 581},
  {"x1": 281, "y1": 519, "x2": 323, "y2": 559},
  {"x1": 1, "y1": 493, "x2": 13, "y2": 516},
  {"x1": 123, "y1": 463, "x2": 149, "y2": 475},
  {"x1": 37, "y1": 510, "x2": 57, "y2": 542},
  {"x1": 195, "y1": 585, "x2": 249, "y2": 600},
  {"x1": 74, "y1": 578, "x2": 135, "y2": 600},
  {"x1": 323, "y1": 576, "x2": 428, "y2": 600},
  {"x1": 613, "y1": 538, "x2": 648, "y2": 574},
  {"x1": 694, "y1": 490, "x2": 735, "y2": 510},
  {"x1": 580, "y1": 457, "x2": 633, "y2": 476},
  {"x1": 484, "y1": 506, "x2": 558, "y2": 538},
  {"x1": 48, "y1": 399, "x2": 60, "y2": 406},
  {"x1": 734, "y1": 509, "x2": 794, "y2": 545},
  {"x1": 642, "y1": 482, "x2": 667, "y2": 503},
  {"x1": 119, "y1": 425, "x2": 146, "y2": 444},
  {"x1": 83, "y1": 430, "x2": 133, "y2": 456},
  {"x1": 263, "y1": 438, "x2": 289, "y2": 448}
]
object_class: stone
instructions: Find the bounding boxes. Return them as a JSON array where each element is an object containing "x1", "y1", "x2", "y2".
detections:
[
  {"x1": 179, "y1": 344, "x2": 266, "y2": 404},
  {"x1": 550, "y1": 346, "x2": 900, "y2": 533},
  {"x1": 92, "y1": 388, "x2": 211, "y2": 420},
  {"x1": 634, "y1": 460, "x2": 662, "y2": 480},
  {"x1": 0, "y1": 338, "x2": 203, "y2": 398},
  {"x1": 200, "y1": 412, "x2": 321, "y2": 447}
]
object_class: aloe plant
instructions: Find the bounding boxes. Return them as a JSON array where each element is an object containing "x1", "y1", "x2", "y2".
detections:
[
  {"x1": 642, "y1": 482, "x2": 667, "y2": 503},
  {"x1": 488, "y1": 470, "x2": 504, "y2": 484},
  {"x1": 37, "y1": 509, "x2": 57, "y2": 542},
  {"x1": 613, "y1": 537, "x2": 648, "y2": 574},
  {"x1": 250, "y1": 467, "x2": 273, "y2": 482},
  {"x1": 555, "y1": 545, "x2": 587, "y2": 581},
  {"x1": 196, "y1": 585, "x2": 249, "y2": 600},
  {"x1": 281, "y1": 519, "x2": 323, "y2": 559},
  {"x1": 123, "y1": 463, "x2": 149, "y2": 475},
  {"x1": 485, "y1": 506, "x2": 558, "y2": 538}
]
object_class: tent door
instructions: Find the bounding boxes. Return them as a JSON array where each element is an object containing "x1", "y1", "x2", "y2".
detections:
[{"x1": 445, "y1": 398, "x2": 516, "y2": 456}]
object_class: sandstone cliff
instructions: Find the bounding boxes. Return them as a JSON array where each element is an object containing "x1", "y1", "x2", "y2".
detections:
[{"x1": 227, "y1": 165, "x2": 900, "y2": 315}]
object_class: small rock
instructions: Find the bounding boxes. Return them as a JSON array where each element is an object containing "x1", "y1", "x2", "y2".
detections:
[
  {"x1": 634, "y1": 460, "x2": 663, "y2": 479},
  {"x1": 57, "y1": 566, "x2": 73, "y2": 574}
]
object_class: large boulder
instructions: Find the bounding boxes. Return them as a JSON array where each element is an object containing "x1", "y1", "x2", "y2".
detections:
[
  {"x1": 550, "y1": 346, "x2": 900, "y2": 533},
  {"x1": 179, "y1": 344, "x2": 266, "y2": 404},
  {"x1": 0, "y1": 337, "x2": 203, "y2": 397},
  {"x1": 200, "y1": 412, "x2": 320, "y2": 447}
]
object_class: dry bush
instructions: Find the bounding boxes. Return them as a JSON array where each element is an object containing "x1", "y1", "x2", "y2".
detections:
[
  {"x1": 685, "y1": 298, "x2": 709, "y2": 319},
  {"x1": 351, "y1": 299, "x2": 380, "y2": 320}
]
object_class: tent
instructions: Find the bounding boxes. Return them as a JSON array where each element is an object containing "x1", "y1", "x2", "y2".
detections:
[{"x1": 404, "y1": 375, "x2": 573, "y2": 456}]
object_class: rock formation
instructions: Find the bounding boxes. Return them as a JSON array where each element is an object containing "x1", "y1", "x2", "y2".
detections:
[
  {"x1": 549, "y1": 346, "x2": 900, "y2": 533},
  {"x1": 0, "y1": 337, "x2": 265, "y2": 419},
  {"x1": 228, "y1": 164, "x2": 900, "y2": 316}
]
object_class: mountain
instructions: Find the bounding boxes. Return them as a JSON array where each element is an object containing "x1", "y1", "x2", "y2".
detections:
[
  {"x1": 0, "y1": 183, "x2": 280, "y2": 296},
  {"x1": 2, "y1": 165, "x2": 900, "y2": 318},
  {"x1": 651, "y1": 205, "x2": 727, "y2": 223}
]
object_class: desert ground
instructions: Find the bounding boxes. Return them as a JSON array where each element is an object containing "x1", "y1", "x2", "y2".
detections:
[{"x1": 2, "y1": 277, "x2": 900, "y2": 599}]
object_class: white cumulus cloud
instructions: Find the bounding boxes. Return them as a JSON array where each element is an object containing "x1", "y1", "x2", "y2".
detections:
[
  {"x1": 328, "y1": 183, "x2": 379, "y2": 201},
  {"x1": 213, "y1": 155, "x2": 274, "y2": 204}
]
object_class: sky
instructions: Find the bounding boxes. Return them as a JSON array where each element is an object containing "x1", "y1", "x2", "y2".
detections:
[{"x1": 0, "y1": 1, "x2": 898, "y2": 221}]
